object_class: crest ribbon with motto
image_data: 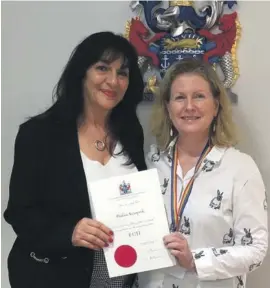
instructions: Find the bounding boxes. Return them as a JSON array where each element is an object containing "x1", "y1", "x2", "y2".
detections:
[{"x1": 124, "y1": 1, "x2": 241, "y2": 103}]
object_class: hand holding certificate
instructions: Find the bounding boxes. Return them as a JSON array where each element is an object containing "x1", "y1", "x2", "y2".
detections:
[{"x1": 88, "y1": 169, "x2": 176, "y2": 278}]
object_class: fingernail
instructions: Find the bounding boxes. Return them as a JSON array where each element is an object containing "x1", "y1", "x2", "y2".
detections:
[
  {"x1": 105, "y1": 243, "x2": 109, "y2": 247},
  {"x1": 109, "y1": 238, "x2": 113, "y2": 243},
  {"x1": 110, "y1": 231, "x2": 114, "y2": 236}
]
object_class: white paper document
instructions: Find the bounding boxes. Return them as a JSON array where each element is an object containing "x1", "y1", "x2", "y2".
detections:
[{"x1": 88, "y1": 168, "x2": 176, "y2": 278}]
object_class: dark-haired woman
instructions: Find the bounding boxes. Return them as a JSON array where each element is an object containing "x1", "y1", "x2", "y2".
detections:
[{"x1": 4, "y1": 31, "x2": 147, "y2": 288}]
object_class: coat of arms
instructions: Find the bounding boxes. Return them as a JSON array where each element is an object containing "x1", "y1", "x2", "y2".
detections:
[
  {"x1": 124, "y1": 1, "x2": 241, "y2": 103},
  {"x1": 119, "y1": 181, "x2": 132, "y2": 195}
]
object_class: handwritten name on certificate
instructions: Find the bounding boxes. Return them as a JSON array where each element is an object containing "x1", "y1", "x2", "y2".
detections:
[{"x1": 88, "y1": 169, "x2": 176, "y2": 278}]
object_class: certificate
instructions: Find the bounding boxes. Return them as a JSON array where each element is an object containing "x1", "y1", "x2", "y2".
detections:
[{"x1": 88, "y1": 169, "x2": 176, "y2": 278}]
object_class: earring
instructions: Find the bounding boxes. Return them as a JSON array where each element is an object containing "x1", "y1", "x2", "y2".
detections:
[
  {"x1": 170, "y1": 127, "x2": 173, "y2": 137},
  {"x1": 212, "y1": 120, "x2": 216, "y2": 134}
]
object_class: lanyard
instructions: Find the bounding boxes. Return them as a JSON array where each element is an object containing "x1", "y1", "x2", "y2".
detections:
[{"x1": 170, "y1": 141, "x2": 212, "y2": 232}]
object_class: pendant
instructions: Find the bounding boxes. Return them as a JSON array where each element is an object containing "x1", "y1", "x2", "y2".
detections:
[{"x1": 95, "y1": 140, "x2": 106, "y2": 151}]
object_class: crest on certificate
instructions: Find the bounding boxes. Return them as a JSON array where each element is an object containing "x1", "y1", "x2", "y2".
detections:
[{"x1": 119, "y1": 181, "x2": 132, "y2": 195}]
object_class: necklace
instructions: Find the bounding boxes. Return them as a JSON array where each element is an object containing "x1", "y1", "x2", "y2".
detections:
[{"x1": 94, "y1": 140, "x2": 106, "y2": 151}]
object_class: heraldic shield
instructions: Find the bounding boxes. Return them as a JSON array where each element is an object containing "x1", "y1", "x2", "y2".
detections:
[{"x1": 124, "y1": 0, "x2": 241, "y2": 103}]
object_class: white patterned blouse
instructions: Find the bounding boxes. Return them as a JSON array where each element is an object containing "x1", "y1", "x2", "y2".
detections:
[{"x1": 136, "y1": 142, "x2": 268, "y2": 288}]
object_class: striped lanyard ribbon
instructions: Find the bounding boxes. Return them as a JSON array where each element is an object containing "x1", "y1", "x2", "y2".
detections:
[{"x1": 170, "y1": 141, "x2": 212, "y2": 232}]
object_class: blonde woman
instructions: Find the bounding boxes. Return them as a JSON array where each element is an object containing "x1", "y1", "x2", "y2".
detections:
[{"x1": 136, "y1": 58, "x2": 268, "y2": 288}]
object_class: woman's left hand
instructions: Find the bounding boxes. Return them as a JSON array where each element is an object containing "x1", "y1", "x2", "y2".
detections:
[{"x1": 164, "y1": 232, "x2": 196, "y2": 272}]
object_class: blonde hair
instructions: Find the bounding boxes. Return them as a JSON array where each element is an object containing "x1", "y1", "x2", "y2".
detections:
[{"x1": 151, "y1": 58, "x2": 238, "y2": 150}]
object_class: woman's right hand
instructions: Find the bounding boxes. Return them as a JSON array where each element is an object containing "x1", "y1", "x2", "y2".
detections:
[{"x1": 72, "y1": 218, "x2": 113, "y2": 250}]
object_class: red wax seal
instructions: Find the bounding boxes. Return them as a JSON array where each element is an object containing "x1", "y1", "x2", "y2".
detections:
[{"x1": 114, "y1": 245, "x2": 137, "y2": 268}]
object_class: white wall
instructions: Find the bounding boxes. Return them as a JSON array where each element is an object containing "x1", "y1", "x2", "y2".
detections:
[{"x1": 1, "y1": 1, "x2": 269, "y2": 287}]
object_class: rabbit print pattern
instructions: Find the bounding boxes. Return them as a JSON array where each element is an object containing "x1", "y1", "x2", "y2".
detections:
[
  {"x1": 180, "y1": 216, "x2": 191, "y2": 235},
  {"x1": 202, "y1": 159, "x2": 216, "y2": 172},
  {"x1": 212, "y1": 248, "x2": 228, "y2": 257},
  {"x1": 209, "y1": 190, "x2": 223, "y2": 210},
  {"x1": 194, "y1": 250, "x2": 205, "y2": 259},
  {"x1": 140, "y1": 145, "x2": 268, "y2": 288},
  {"x1": 236, "y1": 276, "x2": 244, "y2": 288},
  {"x1": 150, "y1": 145, "x2": 160, "y2": 162},
  {"x1": 223, "y1": 228, "x2": 235, "y2": 245},
  {"x1": 167, "y1": 154, "x2": 172, "y2": 164},
  {"x1": 249, "y1": 262, "x2": 261, "y2": 272},
  {"x1": 241, "y1": 229, "x2": 253, "y2": 245},
  {"x1": 161, "y1": 178, "x2": 169, "y2": 195}
]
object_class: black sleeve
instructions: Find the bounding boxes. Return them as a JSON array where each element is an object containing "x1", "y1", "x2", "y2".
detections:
[{"x1": 4, "y1": 122, "x2": 79, "y2": 255}]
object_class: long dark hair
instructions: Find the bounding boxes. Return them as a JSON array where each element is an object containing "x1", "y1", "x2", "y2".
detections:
[{"x1": 43, "y1": 31, "x2": 146, "y2": 169}]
